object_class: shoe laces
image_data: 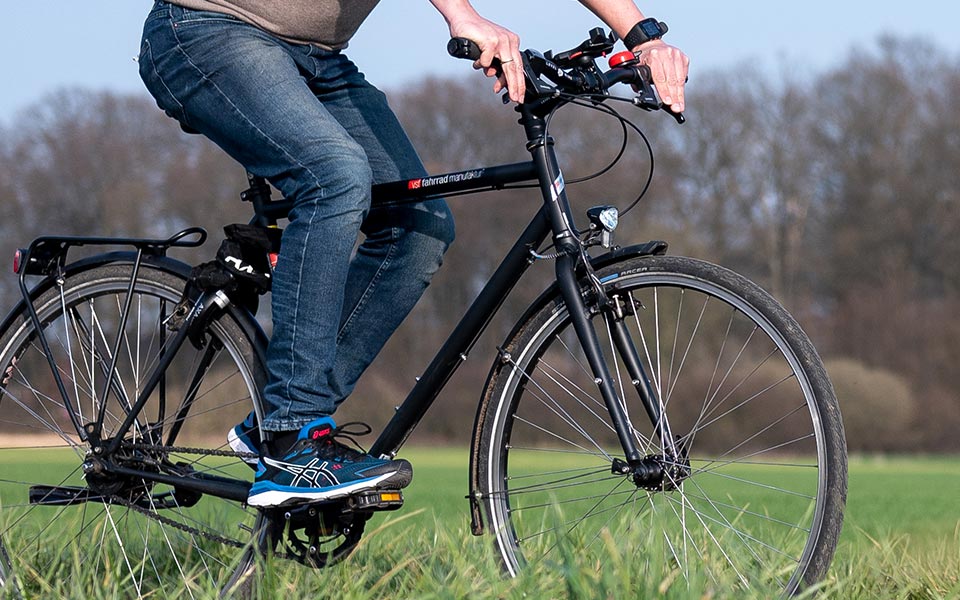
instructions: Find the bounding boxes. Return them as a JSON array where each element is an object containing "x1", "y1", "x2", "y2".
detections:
[{"x1": 313, "y1": 421, "x2": 374, "y2": 462}]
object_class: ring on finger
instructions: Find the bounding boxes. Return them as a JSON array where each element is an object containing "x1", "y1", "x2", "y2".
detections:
[{"x1": 500, "y1": 58, "x2": 514, "y2": 64}]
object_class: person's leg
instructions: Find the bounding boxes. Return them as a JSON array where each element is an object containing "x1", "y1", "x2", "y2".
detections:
[
  {"x1": 139, "y1": 2, "x2": 368, "y2": 432},
  {"x1": 300, "y1": 49, "x2": 456, "y2": 403}
]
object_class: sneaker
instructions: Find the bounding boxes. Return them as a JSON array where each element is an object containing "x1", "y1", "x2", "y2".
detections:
[
  {"x1": 246, "y1": 417, "x2": 413, "y2": 508},
  {"x1": 228, "y1": 411, "x2": 261, "y2": 465}
]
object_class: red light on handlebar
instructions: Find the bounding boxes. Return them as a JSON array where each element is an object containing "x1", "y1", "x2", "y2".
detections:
[{"x1": 608, "y1": 51, "x2": 638, "y2": 69}]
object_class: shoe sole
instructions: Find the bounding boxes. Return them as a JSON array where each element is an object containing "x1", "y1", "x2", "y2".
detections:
[{"x1": 247, "y1": 471, "x2": 407, "y2": 508}]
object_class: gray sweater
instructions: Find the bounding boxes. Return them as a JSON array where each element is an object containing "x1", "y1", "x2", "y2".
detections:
[{"x1": 169, "y1": 0, "x2": 381, "y2": 49}]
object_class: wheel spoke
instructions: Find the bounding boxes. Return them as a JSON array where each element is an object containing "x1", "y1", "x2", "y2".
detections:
[{"x1": 483, "y1": 258, "x2": 844, "y2": 594}]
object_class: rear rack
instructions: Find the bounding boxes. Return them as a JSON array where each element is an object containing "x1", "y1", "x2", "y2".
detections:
[{"x1": 15, "y1": 227, "x2": 207, "y2": 277}]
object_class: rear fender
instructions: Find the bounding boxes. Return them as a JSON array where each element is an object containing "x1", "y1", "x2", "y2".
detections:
[{"x1": 0, "y1": 251, "x2": 268, "y2": 363}]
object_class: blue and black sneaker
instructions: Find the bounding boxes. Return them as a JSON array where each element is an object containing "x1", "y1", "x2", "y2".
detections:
[
  {"x1": 247, "y1": 417, "x2": 413, "y2": 508},
  {"x1": 227, "y1": 411, "x2": 261, "y2": 466}
]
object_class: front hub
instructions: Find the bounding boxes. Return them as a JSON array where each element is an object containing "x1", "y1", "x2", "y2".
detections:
[{"x1": 612, "y1": 455, "x2": 691, "y2": 491}]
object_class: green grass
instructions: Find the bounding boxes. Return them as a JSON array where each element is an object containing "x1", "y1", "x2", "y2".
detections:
[{"x1": 1, "y1": 450, "x2": 959, "y2": 598}]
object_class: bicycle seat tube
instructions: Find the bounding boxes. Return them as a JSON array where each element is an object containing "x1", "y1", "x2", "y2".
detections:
[{"x1": 519, "y1": 102, "x2": 645, "y2": 465}]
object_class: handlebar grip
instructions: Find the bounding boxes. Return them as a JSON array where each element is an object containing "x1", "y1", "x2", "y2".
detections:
[{"x1": 447, "y1": 38, "x2": 481, "y2": 61}]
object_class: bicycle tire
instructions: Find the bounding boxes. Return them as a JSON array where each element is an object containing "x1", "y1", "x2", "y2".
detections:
[
  {"x1": 0, "y1": 261, "x2": 268, "y2": 598},
  {"x1": 476, "y1": 255, "x2": 846, "y2": 595}
]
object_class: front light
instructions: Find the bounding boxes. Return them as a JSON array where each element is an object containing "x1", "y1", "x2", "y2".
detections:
[{"x1": 599, "y1": 207, "x2": 619, "y2": 232}]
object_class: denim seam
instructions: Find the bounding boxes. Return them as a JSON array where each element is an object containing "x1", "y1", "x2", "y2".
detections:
[
  {"x1": 336, "y1": 226, "x2": 399, "y2": 344},
  {"x1": 166, "y1": 18, "x2": 329, "y2": 197},
  {"x1": 174, "y1": 12, "x2": 243, "y2": 26},
  {"x1": 141, "y1": 38, "x2": 187, "y2": 123},
  {"x1": 175, "y1": 18, "x2": 243, "y2": 27},
  {"x1": 283, "y1": 199, "x2": 323, "y2": 404}
]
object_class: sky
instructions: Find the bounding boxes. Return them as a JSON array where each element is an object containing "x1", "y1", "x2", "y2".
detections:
[{"x1": 2, "y1": 1, "x2": 960, "y2": 122}]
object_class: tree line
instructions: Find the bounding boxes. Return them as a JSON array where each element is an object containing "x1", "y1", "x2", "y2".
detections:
[{"x1": 0, "y1": 36, "x2": 957, "y2": 451}]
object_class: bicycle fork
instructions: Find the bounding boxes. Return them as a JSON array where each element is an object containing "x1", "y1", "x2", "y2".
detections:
[
  {"x1": 554, "y1": 255, "x2": 678, "y2": 450},
  {"x1": 523, "y1": 102, "x2": 682, "y2": 485}
]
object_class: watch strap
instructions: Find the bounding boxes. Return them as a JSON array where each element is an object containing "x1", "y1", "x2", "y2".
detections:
[{"x1": 623, "y1": 18, "x2": 668, "y2": 50}]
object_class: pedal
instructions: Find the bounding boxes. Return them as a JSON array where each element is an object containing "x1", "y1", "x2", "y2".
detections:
[{"x1": 346, "y1": 489, "x2": 404, "y2": 512}]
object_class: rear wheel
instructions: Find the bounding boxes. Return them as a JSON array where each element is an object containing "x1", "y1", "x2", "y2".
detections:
[
  {"x1": 478, "y1": 255, "x2": 846, "y2": 595},
  {"x1": 0, "y1": 263, "x2": 267, "y2": 598}
]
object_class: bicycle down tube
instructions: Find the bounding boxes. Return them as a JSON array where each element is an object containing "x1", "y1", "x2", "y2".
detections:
[{"x1": 371, "y1": 102, "x2": 648, "y2": 466}]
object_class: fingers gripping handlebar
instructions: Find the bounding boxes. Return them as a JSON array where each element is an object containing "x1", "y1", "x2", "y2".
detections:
[{"x1": 447, "y1": 32, "x2": 685, "y2": 124}]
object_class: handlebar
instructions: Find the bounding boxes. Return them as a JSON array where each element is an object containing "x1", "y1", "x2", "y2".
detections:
[{"x1": 447, "y1": 31, "x2": 684, "y2": 125}]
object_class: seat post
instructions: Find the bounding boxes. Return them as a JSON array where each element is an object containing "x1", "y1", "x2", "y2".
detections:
[{"x1": 240, "y1": 172, "x2": 275, "y2": 226}]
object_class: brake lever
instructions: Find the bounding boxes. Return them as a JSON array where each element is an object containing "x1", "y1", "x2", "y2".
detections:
[
  {"x1": 664, "y1": 105, "x2": 686, "y2": 125},
  {"x1": 631, "y1": 65, "x2": 685, "y2": 125}
]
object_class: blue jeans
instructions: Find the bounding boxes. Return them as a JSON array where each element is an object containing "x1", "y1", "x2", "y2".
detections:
[{"x1": 139, "y1": 1, "x2": 455, "y2": 432}]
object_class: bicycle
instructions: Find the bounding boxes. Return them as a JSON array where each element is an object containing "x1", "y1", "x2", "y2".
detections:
[{"x1": 0, "y1": 29, "x2": 846, "y2": 598}]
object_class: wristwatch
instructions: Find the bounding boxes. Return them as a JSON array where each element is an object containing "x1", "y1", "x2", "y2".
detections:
[{"x1": 622, "y1": 18, "x2": 668, "y2": 50}]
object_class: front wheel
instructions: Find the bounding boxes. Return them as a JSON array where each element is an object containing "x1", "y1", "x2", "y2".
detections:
[{"x1": 477, "y1": 255, "x2": 846, "y2": 595}]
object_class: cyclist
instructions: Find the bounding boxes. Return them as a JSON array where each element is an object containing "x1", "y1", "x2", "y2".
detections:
[{"x1": 138, "y1": 0, "x2": 689, "y2": 507}]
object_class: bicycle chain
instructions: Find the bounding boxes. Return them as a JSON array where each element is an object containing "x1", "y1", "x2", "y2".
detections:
[
  {"x1": 121, "y1": 441, "x2": 259, "y2": 461},
  {"x1": 109, "y1": 441, "x2": 257, "y2": 549},
  {"x1": 110, "y1": 492, "x2": 248, "y2": 549},
  {"x1": 111, "y1": 442, "x2": 346, "y2": 562}
]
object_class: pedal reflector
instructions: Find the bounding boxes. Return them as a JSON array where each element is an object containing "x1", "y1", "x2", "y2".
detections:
[{"x1": 348, "y1": 489, "x2": 404, "y2": 511}]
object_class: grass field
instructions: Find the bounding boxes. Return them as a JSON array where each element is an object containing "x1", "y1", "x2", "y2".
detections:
[{"x1": 1, "y1": 449, "x2": 958, "y2": 599}]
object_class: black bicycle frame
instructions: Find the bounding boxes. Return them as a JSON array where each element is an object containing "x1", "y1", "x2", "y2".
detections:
[
  {"x1": 368, "y1": 103, "x2": 646, "y2": 464},
  {"x1": 19, "y1": 102, "x2": 653, "y2": 504}
]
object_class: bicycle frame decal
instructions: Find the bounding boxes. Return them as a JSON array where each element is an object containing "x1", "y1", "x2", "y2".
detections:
[
  {"x1": 550, "y1": 171, "x2": 565, "y2": 202},
  {"x1": 407, "y1": 168, "x2": 485, "y2": 190}
]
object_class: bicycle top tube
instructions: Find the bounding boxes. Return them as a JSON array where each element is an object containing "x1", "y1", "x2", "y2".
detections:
[
  {"x1": 248, "y1": 161, "x2": 540, "y2": 224},
  {"x1": 246, "y1": 27, "x2": 682, "y2": 226}
]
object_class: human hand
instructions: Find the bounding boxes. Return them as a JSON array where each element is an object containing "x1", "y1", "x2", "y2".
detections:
[
  {"x1": 632, "y1": 40, "x2": 689, "y2": 112},
  {"x1": 447, "y1": 17, "x2": 526, "y2": 103}
]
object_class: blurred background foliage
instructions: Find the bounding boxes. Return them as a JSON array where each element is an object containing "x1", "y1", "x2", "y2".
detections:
[{"x1": 1, "y1": 36, "x2": 957, "y2": 451}]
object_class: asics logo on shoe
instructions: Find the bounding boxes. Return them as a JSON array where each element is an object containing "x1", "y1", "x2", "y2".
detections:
[{"x1": 262, "y1": 456, "x2": 340, "y2": 488}]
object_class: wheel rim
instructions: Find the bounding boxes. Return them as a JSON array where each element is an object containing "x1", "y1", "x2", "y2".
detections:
[
  {"x1": 0, "y1": 271, "x2": 263, "y2": 598},
  {"x1": 485, "y1": 270, "x2": 832, "y2": 594}
]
